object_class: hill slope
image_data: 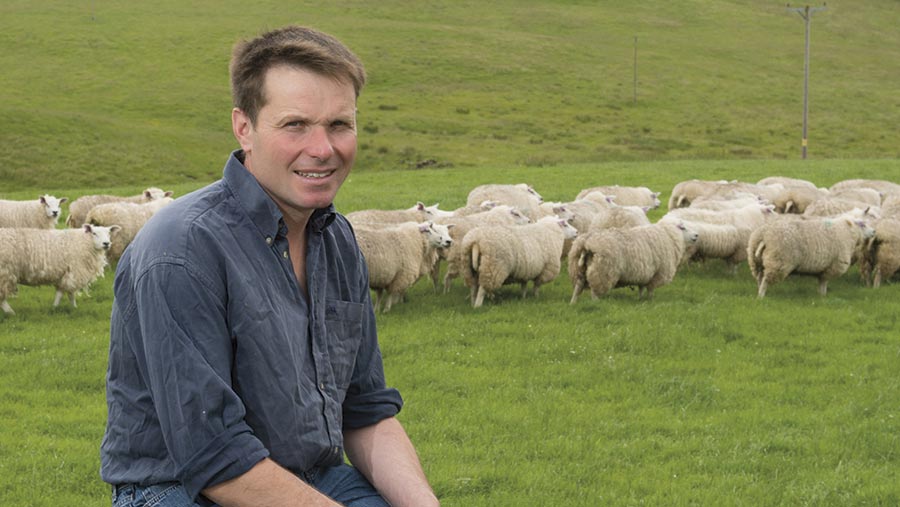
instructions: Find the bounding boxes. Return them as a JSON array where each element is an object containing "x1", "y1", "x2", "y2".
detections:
[{"x1": 1, "y1": 0, "x2": 898, "y2": 189}]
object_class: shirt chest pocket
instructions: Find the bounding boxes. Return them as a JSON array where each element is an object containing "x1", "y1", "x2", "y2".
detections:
[{"x1": 324, "y1": 298, "x2": 364, "y2": 390}]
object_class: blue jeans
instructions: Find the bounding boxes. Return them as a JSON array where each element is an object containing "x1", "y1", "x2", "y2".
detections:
[{"x1": 111, "y1": 464, "x2": 389, "y2": 507}]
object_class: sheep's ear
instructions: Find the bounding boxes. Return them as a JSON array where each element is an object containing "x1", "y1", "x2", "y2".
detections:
[
  {"x1": 419, "y1": 223, "x2": 430, "y2": 233},
  {"x1": 40, "y1": 195, "x2": 47, "y2": 204},
  {"x1": 445, "y1": 223, "x2": 455, "y2": 230},
  {"x1": 642, "y1": 206, "x2": 650, "y2": 213},
  {"x1": 144, "y1": 190, "x2": 153, "y2": 198},
  {"x1": 164, "y1": 191, "x2": 174, "y2": 198},
  {"x1": 82, "y1": 224, "x2": 93, "y2": 233},
  {"x1": 59, "y1": 197, "x2": 68, "y2": 204},
  {"x1": 110, "y1": 225, "x2": 122, "y2": 233},
  {"x1": 416, "y1": 201, "x2": 426, "y2": 211}
]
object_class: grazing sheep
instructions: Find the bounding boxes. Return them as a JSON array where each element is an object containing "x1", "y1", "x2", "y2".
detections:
[
  {"x1": 668, "y1": 180, "x2": 780, "y2": 210},
  {"x1": 588, "y1": 205, "x2": 651, "y2": 231},
  {"x1": 860, "y1": 218, "x2": 900, "y2": 288},
  {"x1": 659, "y1": 216, "x2": 750, "y2": 273},
  {"x1": 345, "y1": 201, "x2": 437, "y2": 227},
  {"x1": 65, "y1": 187, "x2": 172, "y2": 228},
  {"x1": 466, "y1": 183, "x2": 543, "y2": 221},
  {"x1": 0, "y1": 224, "x2": 119, "y2": 314},
  {"x1": 569, "y1": 221, "x2": 699, "y2": 304},
  {"x1": 748, "y1": 215, "x2": 875, "y2": 298},
  {"x1": 830, "y1": 188, "x2": 883, "y2": 208},
  {"x1": 85, "y1": 198, "x2": 175, "y2": 262},
  {"x1": 664, "y1": 202, "x2": 776, "y2": 231},
  {"x1": 0, "y1": 195, "x2": 68, "y2": 229},
  {"x1": 354, "y1": 221, "x2": 453, "y2": 313},
  {"x1": 434, "y1": 205, "x2": 531, "y2": 292},
  {"x1": 575, "y1": 185, "x2": 661, "y2": 209},
  {"x1": 802, "y1": 197, "x2": 880, "y2": 219},
  {"x1": 881, "y1": 195, "x2": 900, "y2": 220},
  {"x1": 757, "y1": 176, "x2": 818, "y2": 190},
  {"x1": 462, "y1": 216, "x2": 578, "y2": 308},
  {"x1": 829, "y1": 179, "x2": 900, "y2": 201},
  {"x1": 769, "y1": 185, "x2": 827, "y2": 214},
  {"x1": 688, "y1": 195, "x2": 765, "y2": 211}
]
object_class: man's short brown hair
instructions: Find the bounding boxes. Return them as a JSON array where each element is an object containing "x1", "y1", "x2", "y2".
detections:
[{"x1": 230, "y1": 26, "x2": 366, "y2": 124}]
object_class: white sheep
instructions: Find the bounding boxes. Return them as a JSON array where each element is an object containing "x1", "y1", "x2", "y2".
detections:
[
  {"x1": 829, "y1": 179, "x2": 900, "y2": 202},
  {"x1": 802, "y1": 197, "x2": 880, "y2": 219},
  {"x1": 65, "y1": 187, "x2": 172, "y2": 228},
  {"x1": 859, "y1": 218, "x2": 900, "y2": 288},
  {"x1": 345, "y1": 201, "x2": 435, "y2": 227},
  {"x1": 748, "y1": 214, "x2": 875, "y2": 298},
  {"x1": 664, "y1": 202, "x2": 776, "y2": 231},
  {"x1": 830, "y1": 188, "x2": 883, "y2": 208},
  {"x1": 881, "y1": 195, "x2": 900, "y2": 220},
  {"x1": 688, "y1": 195, "x2": 766, "y2": 211},
  {"x1": 588, "y1": 205, "x2": 651, "y2": 231},
  {"x1": 354, "y1": 221, "x2": 453, "y2": 313},
  {"x1": 575, "y1": 185, "x2": 661, "y2": 209},
  {"x1": 466, "y1": 183, "x2": 543, "y2": 221},
  {"x1": 0, "y1": 195, "x2": 68, "y2": 229},
  {"x1": 757, "y1": 176, "x2": 818, "y2": 190},
  {"x1": 568, "y1": 221, "x2": 698, "y2": 304},
  {"x1": 769, "y1": 185, "x2": 827, "y2": 214},
  {"x1": 0, "y1": 224, "x2": 120, "y2": 314},
  {"x1": 433, "y1": 205, "x2": 531, "y2": 292},
  {"x1": 659, "y1": 216, "x2": 750, "y2": 273},
  {"x1": 669, "y1": 180, "x2": 781, "y2": 210},
  {"x1": 461, "y1": 216, "x2": 578, "y2": 308},
  {"x1": 85, "y1": 197, "x2": 175, "y2": 262}
]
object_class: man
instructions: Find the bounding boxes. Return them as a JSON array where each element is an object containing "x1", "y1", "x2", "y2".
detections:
[{"x1": 100, "y1": 26, "x2": 439, "y2": 507}]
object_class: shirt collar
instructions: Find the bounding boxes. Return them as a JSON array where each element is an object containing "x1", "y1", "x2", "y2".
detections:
[{"x1": 222, "y1": 150, "x2": 337, "y2": 237}]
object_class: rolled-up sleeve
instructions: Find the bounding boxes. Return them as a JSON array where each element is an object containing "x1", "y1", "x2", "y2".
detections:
[{"x1": 131, "y1": 259, "x2": 269, "y2": 499}]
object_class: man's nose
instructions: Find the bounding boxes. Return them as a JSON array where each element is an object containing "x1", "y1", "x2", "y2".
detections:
[{"x1": 306, "y1": 126, "x2": 336, "y2": 160}]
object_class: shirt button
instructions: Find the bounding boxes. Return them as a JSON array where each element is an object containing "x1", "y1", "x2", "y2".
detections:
[
  {"x1": 265, "y1": 236, "x2": 273, "y2": 245},
  {"x1": 283, "y1": 250, "x2": 289, "y2": 258},
  {"x1": 319, "y1": 382, "x2": 325, "y2": 390}
]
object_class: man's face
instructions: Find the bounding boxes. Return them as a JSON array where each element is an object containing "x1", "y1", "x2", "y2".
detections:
[{"x1": 233, "y1": 65, "x2": 358, "y2": 223}]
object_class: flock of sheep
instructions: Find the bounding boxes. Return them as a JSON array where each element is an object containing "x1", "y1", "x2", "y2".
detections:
[
  {"x1": 347, "y1": 177, "x2": 900, "y2": 311},
  {"x1": 2, "y1": 176, "x2": 899, "y2": 315},
  {"x1": 0, "y1": 188, "x2": 173, "y2": 314}
]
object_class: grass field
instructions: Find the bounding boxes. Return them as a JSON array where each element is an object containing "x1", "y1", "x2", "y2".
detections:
[
  {"x1": 3, "y1": 159, "x2": 900, "y2": 506},
  {"x1": 2, "y1": 0, "x2": 900, "y2": 505}
]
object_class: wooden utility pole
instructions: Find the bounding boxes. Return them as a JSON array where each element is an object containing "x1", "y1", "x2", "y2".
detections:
[{"x1": 787, "y1": 3, "x2": 827, "y2": 159}]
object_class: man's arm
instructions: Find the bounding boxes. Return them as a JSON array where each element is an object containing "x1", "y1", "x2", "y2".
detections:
[
  {"x1": 202, "y1": 458, "x2": 340, "y2": 507},
  {"x1": 344, "y1": 417, "x2": 440, "y2": 507}
]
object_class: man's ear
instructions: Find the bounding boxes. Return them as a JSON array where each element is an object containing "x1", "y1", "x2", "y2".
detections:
[{"x1": 232, "y1": 108, "x2": 254, "y2": 152}]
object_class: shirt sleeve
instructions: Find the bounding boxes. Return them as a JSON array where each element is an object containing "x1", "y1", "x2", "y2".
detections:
[
  {"x1": 130, "y1": 258, "x2": 269, "y2": 500},
  {"x1": 341, "y1": 251, "x2": 404, "y2": 429}
]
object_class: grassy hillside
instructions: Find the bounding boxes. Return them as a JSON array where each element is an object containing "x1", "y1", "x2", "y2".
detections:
[{"x1": 1, "y1": 0, "x2": 899, "y2": 189}]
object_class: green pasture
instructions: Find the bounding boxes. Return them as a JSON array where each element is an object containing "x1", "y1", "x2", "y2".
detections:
[
  {"x1": 2, "y1": 0, "x2": 900, "y2": 505},
  {"x1": 3, "y1": 159, "x2": 900, "y2": 506}
]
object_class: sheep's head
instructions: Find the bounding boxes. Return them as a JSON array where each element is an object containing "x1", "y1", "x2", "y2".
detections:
[
  {"x1": 144, "y1": 187, "x2": 172, "y2": 200},
  {"x1": 554, "y1": 218, "x2": 579, "y2": 240},
  {"x1": 83, "y1": 224, "x2": 121, "y2": 250},
  {"x1": 39, "y1": 195, "x2": 67, "y2": 219},
  {"x1": 420, "y1": 222, "x2": 453, "y2": 249},
  {"x1": 676, "y1": 221, "x2": 700, "y2": 244}
]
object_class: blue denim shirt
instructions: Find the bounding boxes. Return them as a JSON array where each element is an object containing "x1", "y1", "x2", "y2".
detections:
[{"x1": 100, "y1": 151, "x2": 402, "y2": 502}]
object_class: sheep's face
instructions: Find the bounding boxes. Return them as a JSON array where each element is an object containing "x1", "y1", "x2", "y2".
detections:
[
  {"x1": 83, "y1": 224, "x2": 121, "y2": 250},
  {"x1": 508, "y1": 208, "x2": 532, "y2": 224},
  {"x1": 421, "y1": 222, "x2": 453, "y2": 249},
  {"x1": 676, "y1": 222, "x2": 700, "y2": 244},
  {"x1": 424, "y1": 203, "x2": 454, "y2": 218},
  {"x1": 557, "y1": 219, "x2": 579, "y2": 240},
  {"x1": 39, "y1": 195, "x2": 67, "y2": 219}
]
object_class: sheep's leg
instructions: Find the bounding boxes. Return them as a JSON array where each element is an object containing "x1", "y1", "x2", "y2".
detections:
[
  {"x1": 429, "y1": 261, "x2": 442, "y2": 291},
  {"x1": 53, "y1": 290, "x2": 63, "y2": 307},
  {"x1": 873, "y1": 267, "x2": 882, "y2": 289},
  {"x1": 473, "y1": 286, "x2": 487, "y2": 308},
  {"x1": 570, "y1": 279, "x2": 584, "y2": 305},
  {"x1": 382, "y1": 292, "x2": 395, "y2": 313},
  {"x1": 757, "y1": 277, "x2": 768, "y2": 299},
  {"x1": 69, "y1": 292, "x2": 78, "y2": 308},
  {"x1": 442, "y1": 269, "x2": 455, "y2": 294},
  {"x1": 519, "y1": 282, "x2": 529, "y2": 299},
  {"x1": 818, "y1": 278, "x2": 828, "y2": 296},
  {"x1": 1, "y1": 300, "x2": 14, "y2": 315}
]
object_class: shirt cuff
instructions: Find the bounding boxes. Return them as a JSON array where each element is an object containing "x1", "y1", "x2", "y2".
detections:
[
  {"x1": 176, "y1": 423, "x2": 270, "y2": 501},
  {"x1": 342, "y1": 388, "x2": 404, "y2": 430}
]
